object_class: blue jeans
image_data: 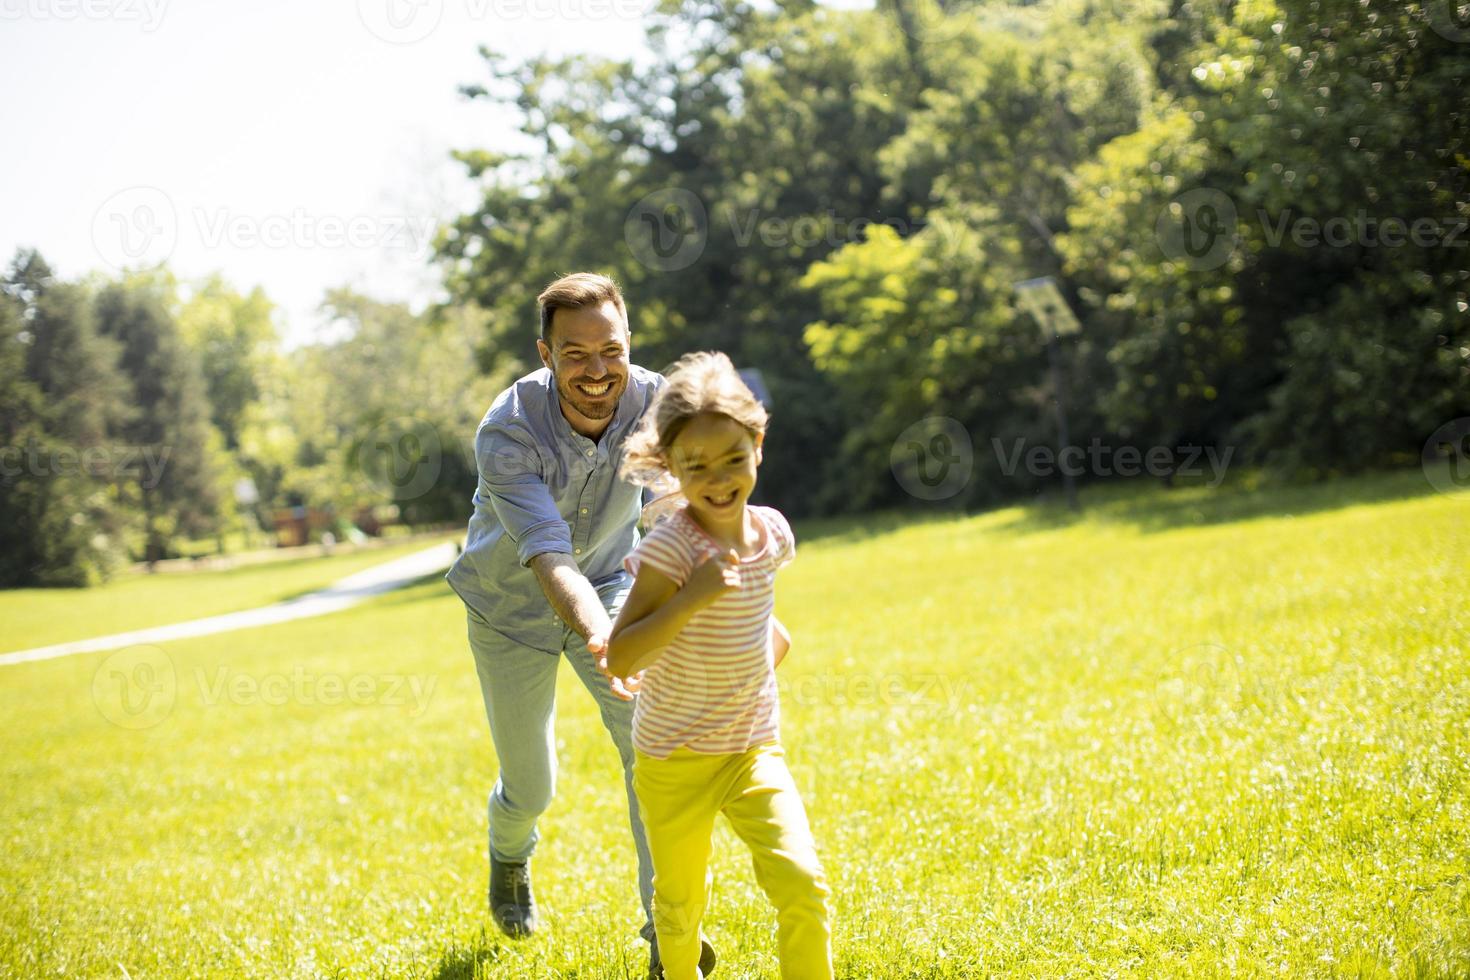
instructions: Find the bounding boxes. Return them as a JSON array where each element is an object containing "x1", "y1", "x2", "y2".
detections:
[{"x1": 465, "y1": 600, "x2": 656, "y2": 942}]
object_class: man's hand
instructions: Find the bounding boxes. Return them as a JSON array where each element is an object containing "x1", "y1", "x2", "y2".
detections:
[{"x1": 589, "y1": 631, "x2": 641, "y2": 701}]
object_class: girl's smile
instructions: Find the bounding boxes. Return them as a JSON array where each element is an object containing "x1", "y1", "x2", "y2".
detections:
[{"x1": 666, "y1": 412, "x2": 765, "y2": 544}]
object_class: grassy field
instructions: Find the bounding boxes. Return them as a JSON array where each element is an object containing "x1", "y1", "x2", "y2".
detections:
[
  {"x1": 2, "y1": 469, "x2": 1467, "y2": 978},
  {"x1": 0, "y1": 533, "x2": 460, "y2": 653}
]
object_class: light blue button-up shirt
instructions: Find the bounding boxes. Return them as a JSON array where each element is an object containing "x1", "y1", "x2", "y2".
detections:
[{"x1": 446, "y1": 364, "x2": 665, "y2": 653}]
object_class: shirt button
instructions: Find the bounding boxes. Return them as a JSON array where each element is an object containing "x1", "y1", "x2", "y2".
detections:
[
  {"x1": 574, "y1": 547, "x2": 582, "y2": 555},
  {"x1": 580, "y1": 508, "x2": 588, "y2": 515},
  {"x1": 585, "y1": 449, "x2": 594, "y2": 457}
]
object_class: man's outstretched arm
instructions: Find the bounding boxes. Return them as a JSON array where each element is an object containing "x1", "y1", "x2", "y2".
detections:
[
  {"x1": 528, "y1": 551, "x2": 638, "y2": 700},
  {"x1": 528, "y1": 551, "x2": 612, "y2": 643}
]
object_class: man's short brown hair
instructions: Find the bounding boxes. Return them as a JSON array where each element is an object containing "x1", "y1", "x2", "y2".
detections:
[{"x1": 537, "y1": 272, "x2": 627, "y2": 343}]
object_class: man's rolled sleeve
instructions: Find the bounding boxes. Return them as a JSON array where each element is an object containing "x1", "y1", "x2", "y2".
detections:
[{"x1": 477, "y1": 422, "x2": 572, "y2": 566}]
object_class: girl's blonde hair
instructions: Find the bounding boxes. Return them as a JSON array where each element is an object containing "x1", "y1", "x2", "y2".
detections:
[{"x1": 622, "y1": 351, "x2": 769, "y2": 495}]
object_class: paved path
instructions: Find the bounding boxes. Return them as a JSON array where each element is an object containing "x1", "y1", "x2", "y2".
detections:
[{"x1": 0, "y1": 542, "x2": 457, "y2": 668}]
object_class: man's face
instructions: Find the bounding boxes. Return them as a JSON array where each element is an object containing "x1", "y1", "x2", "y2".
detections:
[{"x1": 537, "y1": 300, "x2": 630, "y2": 432}]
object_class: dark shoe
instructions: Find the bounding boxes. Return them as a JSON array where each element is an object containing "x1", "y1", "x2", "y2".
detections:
[
  {"x1": 489, "y1": 856, "x2": 536, "y2": 938},
  {"x1": 647, "y1": 936, "x2": 717, "y2": 978}
]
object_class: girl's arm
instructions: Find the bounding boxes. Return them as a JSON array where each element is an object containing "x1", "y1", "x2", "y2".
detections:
[{"x1": 607, "y1": 550, "x2": 740, "y2": 679}]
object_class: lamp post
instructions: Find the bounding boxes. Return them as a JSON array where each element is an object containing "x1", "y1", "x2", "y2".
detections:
[{"x1": 1013, "y1": 276, "x2": 1081, "y2": 512}]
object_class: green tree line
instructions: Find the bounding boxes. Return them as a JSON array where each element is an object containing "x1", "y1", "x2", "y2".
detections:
[
  {"x1": 437, "y1": 0, "x2": 1468, "y2": 514},
  {"x1": 4, "y1": 0, "x2": 1466, "y2": 585},
  {"x1": 0, "y1": 252, "x2": 500, "y2": 586}
]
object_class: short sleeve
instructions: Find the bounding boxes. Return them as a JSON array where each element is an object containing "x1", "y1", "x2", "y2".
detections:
[
  {"x1": 624, "y1": 514, "x2": 699, "y2": 585},
  {"x1": 760, "y1": 507, "x2": 796, "y2": 568}
]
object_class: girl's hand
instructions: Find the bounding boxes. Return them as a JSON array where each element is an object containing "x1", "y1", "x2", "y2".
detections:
[
  {"x1": 685, "y1": 549, "x2": 741, "y2": 606},
  {"x1": 589, "y1": 631, "x2": 639, "y2": 701}
]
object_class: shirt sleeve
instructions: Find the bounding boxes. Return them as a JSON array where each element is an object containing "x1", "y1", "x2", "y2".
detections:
[
  {"x1": 763, "y1": 507, "x2": 796, "y2": 568},
  {"x1": 476, "y1": 420, "x2": 572, "y2": 566},
  {"x1": 624, "y1": 516, "x2": 697, "y2": 585}
]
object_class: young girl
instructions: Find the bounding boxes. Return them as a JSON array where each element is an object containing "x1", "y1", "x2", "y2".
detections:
[{"x1": 606, "y1": 351, "x2": 833, "y2": 980}]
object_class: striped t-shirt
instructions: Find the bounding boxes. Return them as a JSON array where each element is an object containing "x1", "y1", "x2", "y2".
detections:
[{"x1": 622, "y1": 504, "x2": 795, "y2": 759}]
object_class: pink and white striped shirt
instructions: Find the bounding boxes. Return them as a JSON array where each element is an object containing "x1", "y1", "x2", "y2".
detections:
[{"x1": 623, "y1": 504, "x2": 795, "y2": 759}]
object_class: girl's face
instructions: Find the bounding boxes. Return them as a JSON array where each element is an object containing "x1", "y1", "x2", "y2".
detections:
[{"x1": 665, "y1": 412, "x2": 763, "y2": 525}]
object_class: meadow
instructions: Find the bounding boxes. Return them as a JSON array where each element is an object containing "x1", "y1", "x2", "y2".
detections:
[{"x1": 2, "y1": 469, "x2": 1466, "y2": 978}]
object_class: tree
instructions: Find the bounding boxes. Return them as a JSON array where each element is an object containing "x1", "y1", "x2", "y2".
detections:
[
  {"x1": 0, "y1": 250, "x2": 137, "y2": 585},
  {"x1": 176, "y1": 275, "x2": 278, "y2": 451},
  {"x1": 94, "y1": 279, "x2": 221, "y2": 561}
]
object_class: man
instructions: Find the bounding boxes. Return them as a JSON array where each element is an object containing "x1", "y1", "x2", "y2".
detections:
[{"x1": 446, "y1": 273, "x2": 716, "y2": 978}]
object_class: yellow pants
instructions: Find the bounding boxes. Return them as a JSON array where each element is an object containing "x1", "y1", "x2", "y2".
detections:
[{"x1": 633, "y1": 742, "x2": 833, "y2": 980}]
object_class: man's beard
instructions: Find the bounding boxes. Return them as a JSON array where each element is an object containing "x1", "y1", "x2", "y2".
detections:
[{"x1": 555, "y1": 370, "x2": 623, "y2": 421}]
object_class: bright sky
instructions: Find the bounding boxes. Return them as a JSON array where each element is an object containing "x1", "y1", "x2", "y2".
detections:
[{"x1": 0, "y1": 0, "x2": 655, "y2": 347}]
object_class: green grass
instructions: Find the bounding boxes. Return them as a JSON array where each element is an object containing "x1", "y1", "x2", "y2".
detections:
[
  {"x1": 0, "y1": 534, "x2": 460, "y2": 653},
  {"x1": 1, "y1": 469, "x2": 1466, "y2": 978}
]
